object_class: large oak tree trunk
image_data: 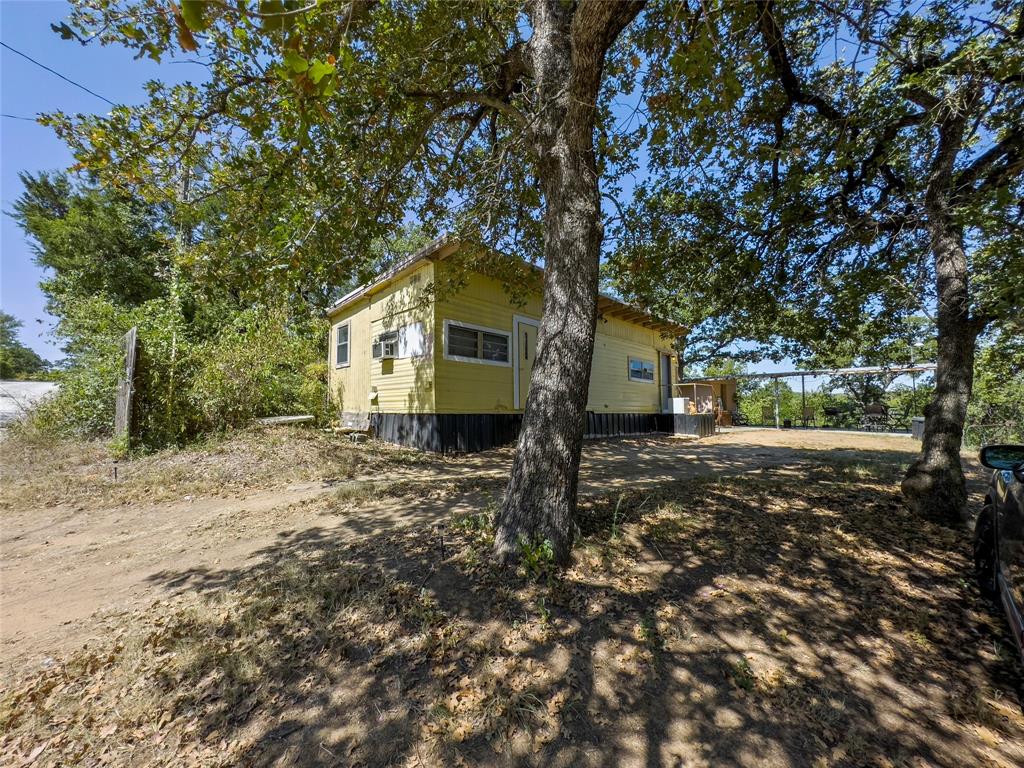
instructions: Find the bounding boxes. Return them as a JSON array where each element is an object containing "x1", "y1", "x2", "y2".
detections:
[
  {"x1": 494, "y1": 0, "x2": 643, "y2": 565},
  {"x1": 902, "y1": 112, "x2": 979, "y2": 524},
  {"x1": 901, "y1": 219, "x2": 977, "y2": 522}
]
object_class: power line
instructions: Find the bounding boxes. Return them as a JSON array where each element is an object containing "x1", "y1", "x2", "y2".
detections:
[
  {"x1": 2, "y1": 113, "x2": 39, "y2": 121},
  {"x1": 1, "y1": 41, "x2": 116, "y2": 106}
]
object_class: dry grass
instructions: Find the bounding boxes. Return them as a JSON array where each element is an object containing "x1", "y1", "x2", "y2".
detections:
[
  {"x1": 3, "y1": 462, "x2": 1023, "y2": 767},
  {"x1": 0, "y1": 425, "x2": 443, "y2": 511}
]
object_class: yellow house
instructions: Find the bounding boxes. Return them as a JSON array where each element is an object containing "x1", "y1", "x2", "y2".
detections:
[{"x1": 327, "y1": 236, "x2": 692, "y2": 451}]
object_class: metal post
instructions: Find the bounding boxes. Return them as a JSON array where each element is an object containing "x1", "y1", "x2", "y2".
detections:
[
  {"x1": 774, "y1": 377, "x2": 780, "y2": 428},
  {"x1": 801, "y1": 374, "x2": 806, "y2": 428}
]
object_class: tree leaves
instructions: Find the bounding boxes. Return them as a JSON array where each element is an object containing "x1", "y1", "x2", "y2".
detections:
[
  {"x1": 283, "y1": 50, "x2": 308, "y2": 74},
  {"x1": 50, "y1": 22, "x2": 77, "y2": 41},
  {"x1": 259, "y1": 0, "x2": 300, "y2": 34},
  {"x1": 179, "y1": 0, "x2": 207, "y2": 33},
  {"x1": 171, "y1": 3, "x2": 199, "y2": 52},
  {"x1": 306, "y1": 58, "x2": 333, "y2": 84},
  {"x1": 617, "y1": 1, "x2": 1023, "y2": 371}
]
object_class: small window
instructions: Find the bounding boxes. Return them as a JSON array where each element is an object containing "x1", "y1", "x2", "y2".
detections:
[
  {"x1": 335, "y1": 323, "x2": 350, "y2": 367},
  {"x1": 372, "y1": 330, "x2": 398, "y2": 360},
  {"x1": 629, "y1": 357, "x2": 655, "y2": 382},
  {"x1": 445, "y1": 321, "x2": 510, "y2": 364},
  {"x1": 447, "y1": 325, "x2": 479, "y2": 358},
  {"x1": 481, "y1": 332, "x2": 510, "y2": 362}
]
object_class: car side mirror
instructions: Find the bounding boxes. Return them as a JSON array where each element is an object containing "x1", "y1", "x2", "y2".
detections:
[{"x1": 980, "y1": 444, "x2": 1024, "y2": 472}]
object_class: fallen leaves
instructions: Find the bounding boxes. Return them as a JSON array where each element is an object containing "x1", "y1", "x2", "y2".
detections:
[{"x1": 2, "y1": 461, "x2": 1023, "y2": 767}]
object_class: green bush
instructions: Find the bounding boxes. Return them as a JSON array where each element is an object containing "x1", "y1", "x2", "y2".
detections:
[
  {"x1": 189, "y1": 306, "x2": 330, "y2": 432},
  {"x1": 31, "y1": 299, "x2": 327, "y2": 451},
  {"x1": 31, "y1": 296, "x2": 190, "y2": 443},
  {"x1": 966, "y1": 331, "x2": 1024, "y2": 447}
]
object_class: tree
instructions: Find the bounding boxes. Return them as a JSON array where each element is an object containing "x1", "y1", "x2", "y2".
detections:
[
  {"x1": 12, "y1": 172, "x2": 170, "y2": 319},
  {"x1": 52, "y1": 0, "x2": 652, "y2": 562},
  {"x1": 805, "y1": 316, "x2": 936, "y2": 411},
  {"x1": 12, "y1": 170, "x2": 331, "y2": 444},
  {"x1": 616, "y1": 0, "x2": 1023, "y2": 522},
  {"x1": 489, "y1": 2, "x2": 645, "y2": 564},
  {"x1": 0, "y1": 312, "x2": 48, "y2": 379}
]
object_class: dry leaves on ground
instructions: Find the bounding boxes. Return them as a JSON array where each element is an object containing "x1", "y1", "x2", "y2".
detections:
[
  {"x1": 0, "y1": 425, "x2": 443, "y2": 510},
  {"x1": 2, "y1": 461, "x2": 1023, "y2": 767}
]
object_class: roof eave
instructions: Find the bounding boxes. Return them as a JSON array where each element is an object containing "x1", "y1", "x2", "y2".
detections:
[
  {"x1": 325, "y1": 234, "x2": 688, "y2": 337},
  {"x1": 325, "y1": 233, "x2": 455, "y2": 317}
]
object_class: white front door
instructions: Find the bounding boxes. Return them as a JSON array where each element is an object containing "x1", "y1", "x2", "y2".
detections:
[{"x1": 661, "y1": 353, "x2": 673, "y2": 412}]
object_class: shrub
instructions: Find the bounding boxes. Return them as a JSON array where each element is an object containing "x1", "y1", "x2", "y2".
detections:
[
  {"x1": 31, "y1": 296, "x2": 191, "y2": 443},
  {"x1": 31, "y1": 299, "x2": 328, "y2": 451},
  {"x1": 189, "y1": 305, "x2": 329, "y2": 432}
]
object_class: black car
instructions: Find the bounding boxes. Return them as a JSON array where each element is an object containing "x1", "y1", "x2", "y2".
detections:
[{"x1": 974, "y1": 444, "x2": 1024, "y2": 662}]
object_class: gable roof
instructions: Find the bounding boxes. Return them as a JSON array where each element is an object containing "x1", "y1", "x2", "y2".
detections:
[{"x1": 327, "y1": 235, "x2": 687, "y2": 337}]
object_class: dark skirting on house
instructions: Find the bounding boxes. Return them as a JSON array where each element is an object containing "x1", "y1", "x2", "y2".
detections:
[{"x1": 369, "y1": 411, "x2": 715, "y2": 453}]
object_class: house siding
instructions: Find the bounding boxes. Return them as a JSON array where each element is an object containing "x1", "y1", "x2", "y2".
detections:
[
  {"x1": 432, "y1": 264, "x2": 677, "y2": 415},
  {"x1": 329, "y1": 298, "x2": 371, "y2": 418},
  {"x1": 433, "y1": 263, "x2": 543, "y2": 414},
  {"x1": 327, "y1": 253, "x2": 684, "y2": 450},
  {"x1": 587, "y1": 316, "x2": 675, "y2": 413},
  {"x1": 328, "y1": 262, "x2": 436, "y2": 421}
]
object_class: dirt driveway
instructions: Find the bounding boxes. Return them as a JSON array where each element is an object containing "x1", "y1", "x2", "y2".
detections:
[{"x1": 1, "y1": 429, "x2": 924, "y2": 680}]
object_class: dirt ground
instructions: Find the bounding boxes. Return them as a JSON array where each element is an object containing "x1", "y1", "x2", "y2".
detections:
[
  {"x1": 2, "y1": 427, "x2": 920, "y2": 676},
  {"x1": 3, "y1": 427, "x2": 1021, "y2": 767}
]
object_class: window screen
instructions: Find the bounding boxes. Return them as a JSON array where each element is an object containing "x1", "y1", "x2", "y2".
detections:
[
  {"x1": 447, "y1": 325, "x2": 480, "y2": 358},
  {"x1": 481, "y1": 332, "x2": 510, "y2": 362},
  {"x1": 446, "y1": 323, "x2": 510, "y2": 363}
]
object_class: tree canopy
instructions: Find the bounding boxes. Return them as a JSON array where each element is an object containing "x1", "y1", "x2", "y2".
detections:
[
  {"x1": 48, "y1": 0, "x2": 641, "y2": 282},
  {"x1": 609, "y1": 0, "x2": 1023, "y2": 521},
  {"x1": 612, "y1": 0, "x2": 1022, "y2": 365}
]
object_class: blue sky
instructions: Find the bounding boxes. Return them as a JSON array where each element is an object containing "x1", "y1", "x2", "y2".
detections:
[{"x1": 1, "y1": 0, "x2": 201, "y2": 360}]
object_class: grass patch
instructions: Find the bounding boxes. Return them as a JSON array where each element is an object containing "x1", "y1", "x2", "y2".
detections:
[{"x1": 0, "y1": 425, "x2": 444, "y2": 511}]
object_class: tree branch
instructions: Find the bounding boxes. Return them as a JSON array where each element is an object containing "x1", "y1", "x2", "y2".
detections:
[
  {"x1": 754, "y1": 0, "x2": 844, "y2": 122},
  {"x1": 953, "y1": 127, "x2": 1024, "y2": 199},
  {"x1": 405, "y1": 90, "x2": 528, "y2": 130}
]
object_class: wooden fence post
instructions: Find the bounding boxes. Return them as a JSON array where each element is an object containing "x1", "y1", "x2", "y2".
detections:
[{"x1": 114, "y1": 327, "x2": 139, "y2": 447}]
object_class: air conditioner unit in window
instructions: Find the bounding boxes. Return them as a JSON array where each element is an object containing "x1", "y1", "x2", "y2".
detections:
[{"x1": 372, "y1": 331, "x2": 399, "y2": 360}]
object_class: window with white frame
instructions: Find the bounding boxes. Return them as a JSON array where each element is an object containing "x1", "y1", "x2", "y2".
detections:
[
  {"x1": 335, "y1": 322, "x2": 350, "y2": 367},
  {"x1": 628, "y1": 357, "x2": 655, "y2": 382},
  {"x1": 444, "y1": 321, "x2": 510, "y2": 364}
]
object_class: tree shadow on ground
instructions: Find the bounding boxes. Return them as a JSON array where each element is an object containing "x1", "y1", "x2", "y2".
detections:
[
  {"x1": 4, "y1": 453, "x2": 1020, "y2": 768},
  {"x1": 125, "y1": 459, "x2": 1023, "y2": 767}
]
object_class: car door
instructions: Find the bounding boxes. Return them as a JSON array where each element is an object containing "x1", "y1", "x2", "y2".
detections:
[
  {"x1": 999, "y1": 473, "x2": 1024, "y2": 618},
  {"x1": 996, "y1": 467, "x2": 1024, "y2": 643}
]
